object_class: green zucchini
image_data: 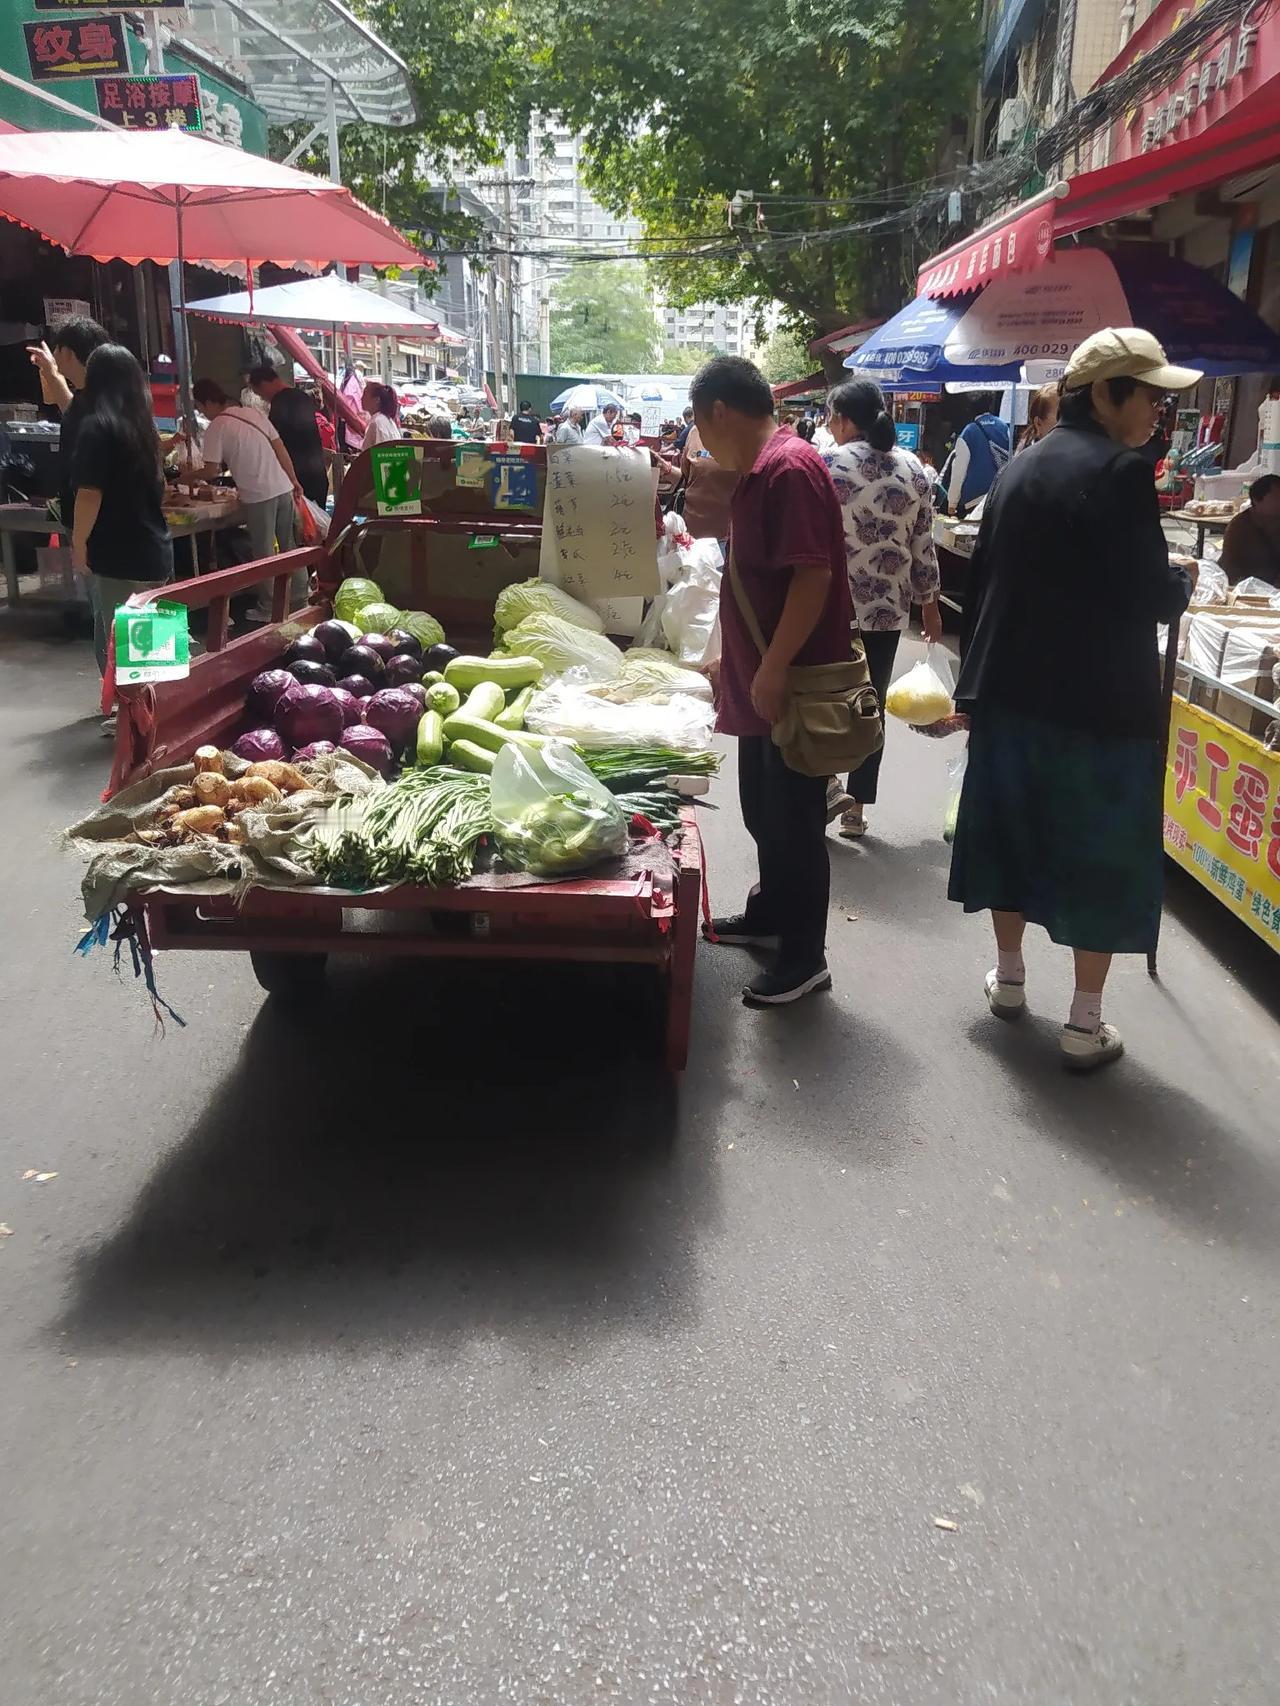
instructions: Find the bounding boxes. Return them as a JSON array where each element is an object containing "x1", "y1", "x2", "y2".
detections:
[
  {"x1": 423, "y1": 680, "x2": 461, "y2": 716},
  {"x1": 495, "y1": 684, "x2": 535, "y2": 731},
  {"x1": 444, "y1": 654, "x2": 544, "y2": 694},
  {"x1": 415, "y1": 709, "x2": 445, "y2": 767},
  {"x1": 460, "y1": 681, "x2": 505, "y2": 723},
  {"x1": 448, "y1": 738, "x2": 495, "y2": 774},
  {"x1": 441, "y1": 712, "x2": 550, "y2": 755}
]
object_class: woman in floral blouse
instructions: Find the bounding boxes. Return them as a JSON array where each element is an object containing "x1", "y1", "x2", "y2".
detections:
[{"x1": 822, "y1": 378, "x2": 943, "y2": 837}]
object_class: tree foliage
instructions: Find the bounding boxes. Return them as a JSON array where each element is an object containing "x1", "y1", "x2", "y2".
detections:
[
  {"x1": 269, "y1": 0, "x2": 533, "y2": 283},
  {"x1": 528, "y1": 0, "x2": 977, "y2": 333},
  {"x1": 549, "y1": 263, "x2": 660, "y2": 373},
  {"x1": 758, "y1": 326, "x2": 813, "y2": 386},
  {"x1": 657, "y1": 345, "x2": 712, "y2": 375}
]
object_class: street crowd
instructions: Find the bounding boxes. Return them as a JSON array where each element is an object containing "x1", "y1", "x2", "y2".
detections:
[{"x1": 685, "y1": 333, "x2": 1202, "y2": 1073}]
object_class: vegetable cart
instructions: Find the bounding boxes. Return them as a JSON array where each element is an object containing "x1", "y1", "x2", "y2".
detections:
[{"x1": 107, "y1": 448, "x2": 703, "y2": 1072}]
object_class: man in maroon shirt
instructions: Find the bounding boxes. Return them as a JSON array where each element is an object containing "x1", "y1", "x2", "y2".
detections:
[{"x1": 691, "y1": 356, "x2": 855, "y2": 1006}]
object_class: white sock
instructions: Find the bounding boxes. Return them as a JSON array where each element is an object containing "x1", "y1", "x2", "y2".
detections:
[
  {"x1": 1069, "y1": 989, "x2": 1103, "y2": 1032},
  {"x1": 996, "y1": 949, "x2": 1024, "y2": 985}
]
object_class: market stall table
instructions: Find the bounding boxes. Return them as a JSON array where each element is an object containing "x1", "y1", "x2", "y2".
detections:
[
  {"x1": 1163, "y1": 508, "x2": 1232, "y2": 557},
  {"x1": 0, "y1": 499, "x2": 246, "y2": 607}
]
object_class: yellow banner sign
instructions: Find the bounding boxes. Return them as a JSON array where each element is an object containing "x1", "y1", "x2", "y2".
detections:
[{"x1": 1164, "y1": 696, "x2": 1280, "y2": 953}]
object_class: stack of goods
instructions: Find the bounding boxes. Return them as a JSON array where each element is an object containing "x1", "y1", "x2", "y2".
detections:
[{"x1": 217, "y1": 575, "x2": 722, "y2": 890}]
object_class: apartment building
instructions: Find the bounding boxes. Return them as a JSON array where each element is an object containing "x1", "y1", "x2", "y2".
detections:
[{"x1": 658, "y1": 299, "x2": 748, "y2": 357}]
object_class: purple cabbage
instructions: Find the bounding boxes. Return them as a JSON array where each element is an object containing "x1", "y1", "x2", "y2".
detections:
[
  {"x1": 362, "y1": 687, "x2": 424, "y2": 754},
  {"x1": 338, "y1": 724, "x2": 394, "y2": 776},
  {"x1": 232, "y1": 728, "x2": 287, "y2": 763},
  {"x1": 292, "y1": 740, "x2": 337, "y2": 762},
  {"x1": 398, "y1": 681, "x2": 429, "y2": 711},
  {"x1": 329, "y1": 686, "x2": 363, "y2": 726},
  {"x1": 276, "y1": 683, "x2": 345, "y2": 749},
  {"x1": 245, "y1": 668, "x2": 297, "y2": 725}
]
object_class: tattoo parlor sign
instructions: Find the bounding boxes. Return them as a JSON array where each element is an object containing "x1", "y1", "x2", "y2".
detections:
[{"x1": 24, "y1": 14, "x2": 128, "y2": 80}]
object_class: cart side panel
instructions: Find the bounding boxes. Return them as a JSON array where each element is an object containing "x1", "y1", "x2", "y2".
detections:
[{"x1": 109, "y1": 548, "x2": 327, "y2": 798}]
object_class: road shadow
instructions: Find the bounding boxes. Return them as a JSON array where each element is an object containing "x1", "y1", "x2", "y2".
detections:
[
  {"x1": 55, "y1": 956, "x2": 730, "y2": 1358},
  {"x1": 1160, "y1": 862, "x2": 1280, "y2": 1026},
  {"x1": 965, "y1": 1014, "x2": 1280, "y2": 1258}
]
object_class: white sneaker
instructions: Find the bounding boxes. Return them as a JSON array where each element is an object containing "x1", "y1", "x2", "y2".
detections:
[
  {"x1": 826, "y1": 779, "x2": 854, "y2": 822},
  {"x1": 1059, "y1": 1021, "x2": 1124, "y2": 1072},
  {"x1": 984, "y1": 968, "x2": 1026, "y2": 1019},
  {"x1": 838, "y1": 806, "x2": 866, "y2": 839}
]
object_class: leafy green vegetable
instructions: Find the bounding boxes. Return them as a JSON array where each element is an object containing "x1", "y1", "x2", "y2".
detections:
[
  {"x1": 334, "y1": 577, "x2": 383, "y2": 625},
  {"x1": 397, "y1": 609, "x2": 446, "y2": 651},
  {"x1": 493, "y1": 578, "x2": 605, "y2": 638},
  {"x1": 502, "y1": 613, "x2": 624, "y2": 681}
]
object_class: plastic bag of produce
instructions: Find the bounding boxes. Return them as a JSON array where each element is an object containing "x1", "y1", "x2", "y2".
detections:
[
  {"x1": 942, "y1": 746, "x2": 967, "y2": 844},
  {"x1": 491, "y1": 739, "x2": 627, "y2": 878},
  {"x1": 493, "y1": 578, "x2": 605, "y2": 637},
  {"x1": 884, "y1": 646, "x2": 955, "y2": 726},
  {"x1": 525, "y1": 676, "x2": 716, "y2": 750},
  {"x1": 503, "y1": 611, "x2": 624, "y2": 681}
]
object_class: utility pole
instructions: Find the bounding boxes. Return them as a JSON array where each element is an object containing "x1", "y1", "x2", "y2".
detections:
[
  {"x1": 485, "y1": 236, "x2": 505, "y2": 422},
  {"x1": 501, "y1": 175, "x2": 518, "y2": 415}
]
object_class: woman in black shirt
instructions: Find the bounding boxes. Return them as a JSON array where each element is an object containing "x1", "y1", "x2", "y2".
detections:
[
  {"x1": 70, "y1": 344, "x2": 174, "y2": 678},
  {"x1": 948, "y1": 329, "x2": 1198, "y2": 1071}
]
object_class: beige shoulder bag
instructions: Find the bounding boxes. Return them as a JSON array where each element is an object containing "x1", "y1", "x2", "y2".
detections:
[{"x1": 727, "y1": 547, "x2": 883, "y2": 778}]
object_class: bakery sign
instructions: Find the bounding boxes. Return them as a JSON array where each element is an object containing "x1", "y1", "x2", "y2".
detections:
[{"x1": 1139, "y1": 23, "x2": 1258, "y2": 150}]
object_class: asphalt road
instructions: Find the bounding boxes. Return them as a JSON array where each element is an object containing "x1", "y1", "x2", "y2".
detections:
[{"x1": 2, "y1": 620, "x2": 1278, "y2": 1706}]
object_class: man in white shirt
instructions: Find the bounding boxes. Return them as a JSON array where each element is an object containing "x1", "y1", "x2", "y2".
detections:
[
  {"x1": 583, "y1": 403, "x2": 620, "y2": 446},
  {"x1": 193, "y1": 377, "x2": 301, "y2": 562},
  {"x1": 554, "y1": 409, "x2": 586, "y2": 445}
]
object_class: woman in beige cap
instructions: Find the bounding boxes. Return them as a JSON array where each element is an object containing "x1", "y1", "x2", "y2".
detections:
[{"x1": 948, "y1": 329, "x2": 1200, "y2": 1071}]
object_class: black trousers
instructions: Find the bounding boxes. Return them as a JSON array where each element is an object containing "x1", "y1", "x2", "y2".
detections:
[
  {"x1": 737, "y1": 734, "x2": 830, "y2": 963},
  {"x1": 846, "y1": 628, "x2": 902, "y2": 805}
]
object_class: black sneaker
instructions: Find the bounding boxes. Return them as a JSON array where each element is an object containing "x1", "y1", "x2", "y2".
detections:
[
  {"x1": 704, "y1": 913, "x2": 779, "y2": 947},
  {"x1": 742, "y1": 960, "x2": 832, "y2": 1006}
]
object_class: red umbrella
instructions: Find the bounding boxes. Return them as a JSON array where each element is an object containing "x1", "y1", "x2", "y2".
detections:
[
  {"x1": 0, "y1": 127, "x2": 423, "y2": 269},
  {"x1": 0, "y1": 128, "x2": 424, "y2": 424}
]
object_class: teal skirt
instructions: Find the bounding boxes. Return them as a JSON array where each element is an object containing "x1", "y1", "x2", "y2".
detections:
[{"x1": 947, "y1": 705, "x2": 1164, "y2": 954}]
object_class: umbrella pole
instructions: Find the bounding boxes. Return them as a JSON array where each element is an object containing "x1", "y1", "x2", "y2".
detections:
[
  {"x1": 332, "y1": 319, "x2": 345, "y2": 491},
  {"x1": 171, "y1": 195, "x2": 194, "y2": 435}
]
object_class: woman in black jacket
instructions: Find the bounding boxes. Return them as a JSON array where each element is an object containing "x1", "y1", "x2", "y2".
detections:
[{"x1": 948, "y1": 329, "x2": 1200, "y2": 1071}]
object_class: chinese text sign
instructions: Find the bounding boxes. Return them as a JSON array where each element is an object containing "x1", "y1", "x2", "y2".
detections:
[{"x1": 1165, "y1": 697, "x2": 1280, "y2": 953}]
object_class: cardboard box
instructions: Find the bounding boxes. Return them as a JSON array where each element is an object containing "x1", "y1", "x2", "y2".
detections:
[{"x1": 1214, "y1": 620, "x2": 1280, "y2": 740}]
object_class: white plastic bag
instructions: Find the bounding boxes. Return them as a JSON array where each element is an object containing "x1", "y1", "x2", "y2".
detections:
[
  {"x1": 884, "y1": 645, "x2": 955, "y2": 726},
  {"x1": 491, "y1": 739, "x2": 627, "y2": 878},
  {"x1": 1192, "y1": 560, "x2": 1228, "y2": 605},
  {"x1": 525, "y1": 679, "x2": 715, "y2": 751},
  {"x1": 943, "y1": 747, "x2": 967, "y2": 844}
]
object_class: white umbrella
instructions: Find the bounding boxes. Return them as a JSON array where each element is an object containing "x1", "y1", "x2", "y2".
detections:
[
  {"x1": 554, "y1": 382, "x2": 624, "y2": 413},
  {"x1": 184, "y1": 274, "x2": 463, "y2": 345}
]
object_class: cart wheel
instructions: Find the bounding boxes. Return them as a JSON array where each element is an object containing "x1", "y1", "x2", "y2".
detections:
[{"x1": 250, "y1": 951, "x2": 328, "y2": 1003}]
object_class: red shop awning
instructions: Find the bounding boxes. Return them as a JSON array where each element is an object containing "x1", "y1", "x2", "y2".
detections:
[
  {"x1": 1055, "y1": 104, "x2": 1280, "y2": 239},
  {"x1": 919, "y1": 104, "x2": 1280, "y2": 301},
  {"x1": 772, "y1": 371, "x2": 826, "y2": 400},
  {"x1": 916, "y1": 185, "x2": 1066, "y2": 298}
]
